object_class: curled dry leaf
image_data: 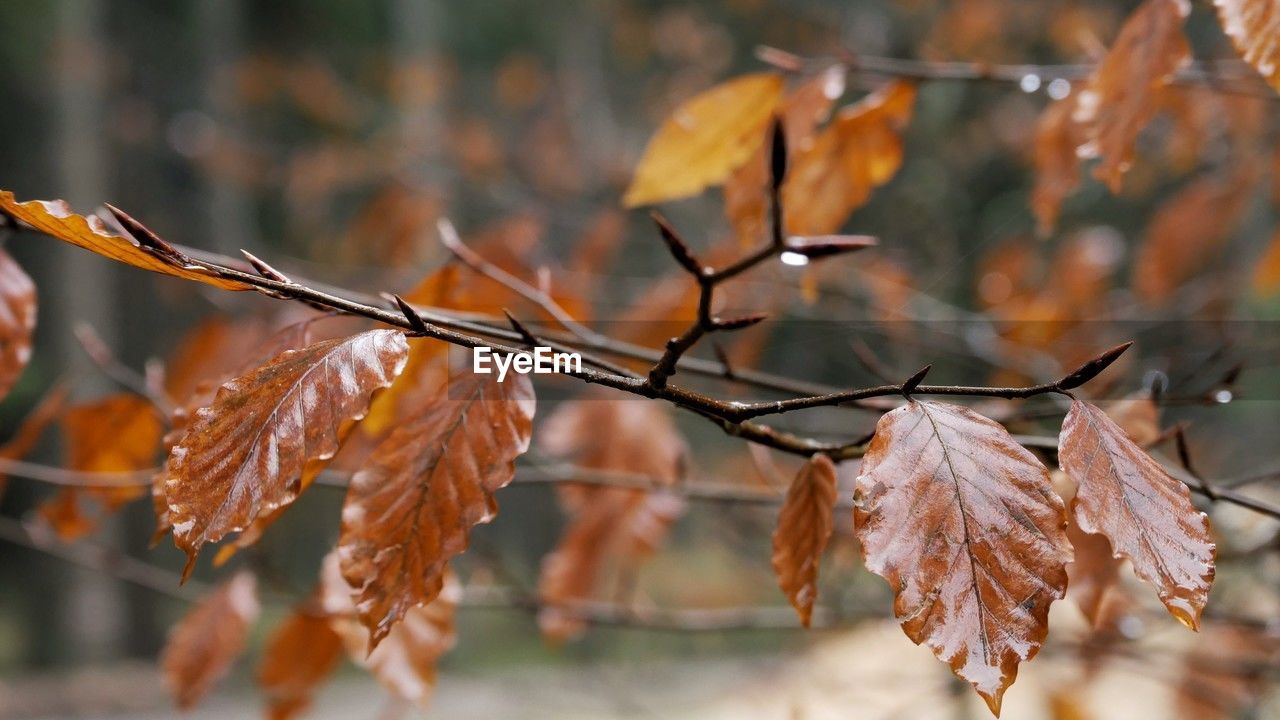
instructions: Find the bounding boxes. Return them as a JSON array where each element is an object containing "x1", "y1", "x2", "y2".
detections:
[
  {"x1": 782, "y1": 81, "x2": 917, "y2": 236},
  {"x1": 854, "y1": 400, "x2": 1070, "y2": 715},
  {"x1": 1058, "y1": 399, "x2": 1215, "y2": 629},
  {"x1": 623, "y1": 73, "x2": 784, "y2": 207},
  {"x1": 1132, "y1": 171, "x2": 1253, "y2": 304},
  {"x1": 258, "y1": 602, "x2": 345, "y2": 720},
  {"x1": 319, "y1": 552, "x2": 458, "y2": 707},
  {"x1": 161, "y1": 571, "x2": 260, "y2": 710},
  {"x1": 0, "y1": 191, "x2": 251, "y2": 291},
  {"x1": 0, "y1": 247, "x2": 36, "y2": 403},
  {"x1": 338, "y1": 370, "x2": 534, "y2": 649},
  {"x1": 166, "y1": 330, "x2": 409, "y2": 578},
  {"x1": 771, "y1": 454, "x2": 838, "y2": 628},
  {"x1": 1212, "y1": 0, "x2": 1280, "y2": 92},
  {"x1": 1030, "y1": 91, "x2": 1085, "y2": 236},
  {"x1": 1073, "y1": 0, "x2": 1191, "y2": 191}
]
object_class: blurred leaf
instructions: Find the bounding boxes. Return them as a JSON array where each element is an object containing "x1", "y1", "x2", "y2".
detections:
[
  {"x1": 338, "y1": 371, "x2": 534, "y2": 649},
  {"x1": 1174, "y1": 622, "x2": 1279, "y2": 719},
  {"x1": 0, "y1": 384, "x2": 68, "y2": 503},
  {"x1": 1252, "y1": 227, "x2": 1280, "y2": 297},
  {"x1": 37, "y1": 487, "x2": 96, "y2": 542},
  {"x1": 1059, "y1": 398, "x2": 1215, "y2": 628},
  {"x1": 0, "y1": 192, "x2": 251, "y2": 291},
  {"x1": 258, "y1": 601, "x2": 344, "y2": 720},
  {"x1": 1074, "y1": 0, "x2": 1191, "y2": 191},
  {"x1": 161, "y1": 571, "x2": 260, "y2": 710},
  {"x1": 166, "y1": 330, "x2": 409, "y2": 577},
  {"x1": 0, "y1": 248, "x2": 35, "y2": 403},
  {"x1": 854, "y1": 400, "x2": 1070, "y2": 715},
  {"x1": 1132, "y1": 171, "x2": 1252, "y2": 304},
  {"x1": 62, "y1": 393, "x2": 163, "y2": 508},
  {"x1": 1030, "y1": 91, "x2": 1085, "y2": 236},
  {"x1": 771, "y1": 454, "x2": 837, "y2": 628},
  {"x1": 623, "y1": 73, "x2": 784, "y2": 207},
  {"x1": 782, "y1": 81, "x2": 917, "y2": 236},
  {"x1": 1212, "y1": 0, "x2": 1280, "y2": 91}
]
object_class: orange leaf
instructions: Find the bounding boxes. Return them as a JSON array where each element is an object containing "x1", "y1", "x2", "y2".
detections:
[
  {"x1": 724, "y1": 66, "x2": 846, "y2": 246},
  {"x1": 854, "y1": 400, "x2": 1070, "y2": 715},
  {"x1": 166, "y1": 330, "x2": 409, "y2": 577},
  {"x1": 1212, "y1": 0, "x2": 1280, "y2": 92},
  {"x1": 0, "y1": 384, "x2": 68, "y2": 504},
  {"x1": 337, "y1": 370, "x2": 534, "y2": 649},
  {"x1": 37, "y1": 487, "x2": 97, "y2": 542},
  {"x1": 1131, "y1": 172, "x2": 1252, "y2": 304},
  {"x1": 62, "y1": 393, "x2": 163, "y2": 508},
  {"x1": 1073, "y1": 0, "x2": 1191, "y2": 191},
  {"x1": 161, "y1": 571, "x2": 260, "y2": 710},
  {"x1": 782, "y1": 81, "x2": 917, "y2": 236},
  {"x1": 0, "y1": 191, "x2": 252, "y2": 291},
  {"x1": 258, "y1": 602, "x2": 344, "y2": 720},
  {"x1": 771, "y1": 454, "x2": 837, "y2": 628},
  {"x1": 1058, "y1": 399, "x2": 1215, "y2": 629},
  {"x1": 623, "y1": 73, "x2": 784, "y2": 207},
  {"x1": 1030, "y1": 92, "x2": 1085, "y2": 236},
  {"x1": 0, "y1": 247, "x2": 35, "y2": 403}
]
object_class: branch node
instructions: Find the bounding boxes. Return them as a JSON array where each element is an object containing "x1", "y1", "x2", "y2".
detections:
[
  {"x1": 650, "y1": 212, "x2": 705, "y2": 277},
  {"x1": 240, "y1": 249, "x2": 291, "y2": 284},
  {"x1": 104, "y1": 204, "x2": 184, "y2": 261},
  {"x1": 1057, "y1": 341, "x2": 1133, "y2": 390},
  {"x1": 503, "y1": 309, "x2": 539, "y2": 346},
  {"x1": 392, "y1": 294, "x2": 431, "y2": 334},
  {"x1": 901, "y1": 364, "x2": 931, "y2": 399}
]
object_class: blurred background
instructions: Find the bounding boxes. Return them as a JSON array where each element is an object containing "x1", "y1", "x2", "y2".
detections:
[{"x1": 1, "y1": 0, "x2": 1279, "y2": 718}]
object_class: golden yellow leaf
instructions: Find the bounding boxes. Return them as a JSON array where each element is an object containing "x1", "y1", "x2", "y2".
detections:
[
  {"x1": 623, "y1": 73, "x2": 784, "y2": 207},
  {"x1": 0, "y1": 192, "x2": 251, "y2": 291}
]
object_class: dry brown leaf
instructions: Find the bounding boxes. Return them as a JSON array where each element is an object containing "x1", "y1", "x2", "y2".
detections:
[
  {"x1": 854, "y1": 400, "x2": 1070, "y2": 715},
  {"x1": 62, "y1": 393, "x2": 163, "y2": 509},
  {"x1": 163, "y1": 315, "x2": 270, "y2": 408},
  {"x1": 782, "y1": 81, "x2": 917, "y2": 236},
  {"x1": 623, "y1": 73, "x2": 784, "y2": 207},
  {"x1": 1030, "y1": 92, "x2": 1085, "y2": 236},
  {"x1": 1213, "y1": 0, "x2": 1280, "y2": 91},
  {"x1": 319, "y1": 552, "x2": 459, "y2": 707},
  {"x1": 166, "y1": 330, "x2": 409, "y2": 577},
  {"x1": 1132, "y1": 171, "x2": 1253, "y2": 304},
  {"x1": 1102, "y1": 392, "x2": 1161, "y2": 447},
  {"x1": 1059, "y1": 398, "x2": 1215, "y2": 628},
  {"x1": 1174, "y1": 622, "x2": 1279, "y2": 719},
  {"x1": 0, "y1": 247, "x2": 36, "y2": 403},
  {"x1": 0, "y1": 191, "x2": 252, "y2": 291},
  {"x1": 37, "y1": 487, "x2": 97, "y2": 542},
  {"x1": 724, "y1": 66, "x2": 846, "y2": 246},
  {"x1": 258, "y1": 602, "x2": 345, "y2": 720},
  {"x1": 771, "y1": 454, "x2": 837, "y2": 628},
  {"x1": 161, "y1": 571, "x2": 260, "y2": 710},
  {"x1": 338, "y1": 370, "x2": 534, "y2": 648},
  {"x1": 1073, "y1": 0, "x2": 1191, "y2": 191}
]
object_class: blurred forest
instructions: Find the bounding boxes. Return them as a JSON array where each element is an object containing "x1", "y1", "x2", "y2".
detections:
[{"x1": 1, "y1": 0, "x2": 1279, "y2": 718}]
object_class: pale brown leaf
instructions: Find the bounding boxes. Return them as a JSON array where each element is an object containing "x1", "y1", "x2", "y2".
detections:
[
  {"x1": 1073, "y1": 0, "x2": 1191, "y2": 190},
  {"x1": 0, "y1": 247, "x2": 35, "y2": 403},
  {"x1": 338, "y1": 370, "x2": 534, "y2": 648},
  {"x1": 0, "y1": 191, "x2": 252, "y2": 291},
  {"x1": 854, "y1": 400, "x2": 1070, "y2": 715},
  {"x1": 1058, "y1": 399, "x2": 1215, "y2": 628},
  {"x1": 63, "y1": 393, "x2": 163, "y2": 509},
  {"x1": 1213, "y1": 0, "x2": 1280, "y2": 91},
  {"x1": 166, "y1": 330, "x2": 409, "y2": 577},
  {"x1": 161, "y1": 571, "x2": 260, "y2": 710},
  {"x1": 319, "y1": 552, "x2": 458, "y2": 707},
  {"x1": 771, "y1": 454, "x2": 837, "y2": 628},
  {"x1": 623, "y1": 73, "x2": 784, "y2": 207},
  {"x1": 1174, "y1": 622, "x2": 1279, "y2": 720}
]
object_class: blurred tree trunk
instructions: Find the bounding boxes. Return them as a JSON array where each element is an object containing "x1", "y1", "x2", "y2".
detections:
[
  {"x1": 199, "y1": 0, "x2": 255, "y2": 256},
  {"x1": 48, "y1": 0, "x2": 125, "y2": 664}
]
